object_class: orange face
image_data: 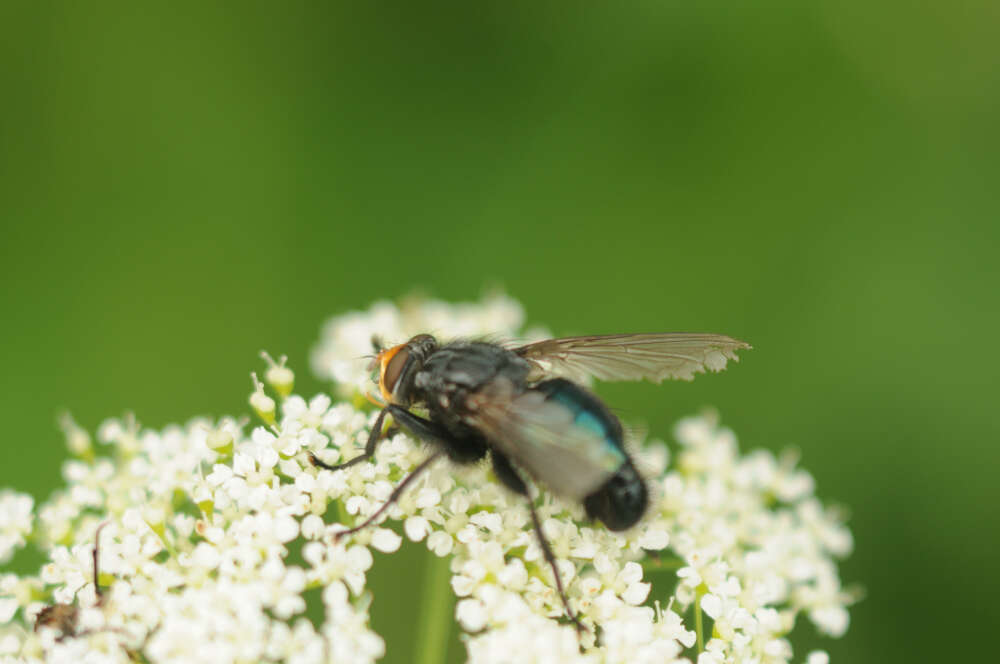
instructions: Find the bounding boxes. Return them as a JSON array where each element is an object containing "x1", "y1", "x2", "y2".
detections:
[{"x1": 372, "y1": 342, "x2": 411, "y2": 403}]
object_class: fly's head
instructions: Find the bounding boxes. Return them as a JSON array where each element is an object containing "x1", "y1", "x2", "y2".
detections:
[{"x1": 369, "y1": 334, "x2": 438, "y2": 406}]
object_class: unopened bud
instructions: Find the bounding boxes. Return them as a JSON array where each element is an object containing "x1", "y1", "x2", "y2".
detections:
[
  {"x1": 206, "y1": 423, "x2": 234, "y2": 454},
  {"x1": 260, "y1": 351, "x2": 294, "y2": 399},
  {"x1": 58, "y1": 413, "x2": 93, "y2": 460},
  {"x1": 249, "y1": 373, "x2": 276, "y2": 426}
]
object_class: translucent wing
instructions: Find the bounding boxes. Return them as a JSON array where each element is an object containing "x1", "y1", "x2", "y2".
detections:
[
  {"x1": 466, "y1": 379, "x2": 624, "y2": 500},
  {"x1": 515, "y1": 333, "x2": 751, "y2": 383}
]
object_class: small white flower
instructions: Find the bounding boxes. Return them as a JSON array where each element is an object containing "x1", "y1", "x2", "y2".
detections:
[
  {"x1": 427, "y1": 530, "x2": 454, "y2": 556},
  {"x1": 369, "y1": 528, "x2": 402, "y2": 553},
  {"x1": 805, "y1": 650, "x2": 830, "y2": 664},
  {"x1": 637, "y1": 525, "x2": 669, "y2": 551},
  {"x1": 404, "y1": 515, "x2": 430, "y2": 541}
]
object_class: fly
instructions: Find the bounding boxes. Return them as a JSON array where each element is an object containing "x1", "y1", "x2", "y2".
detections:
[{"x1": 309, "y1": 331, "x2": 750, "y2": 630}]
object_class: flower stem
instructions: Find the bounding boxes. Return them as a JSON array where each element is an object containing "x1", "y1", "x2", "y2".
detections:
[
  {"x1": 695, "y1": 589, "x2": 705, "y2": 654},
  {"x1": 643, "y1": 556, "x2": 684, "y2": 570},
  {"x1": 414, "y1": 551, "x2": 454, "y2": 664}
]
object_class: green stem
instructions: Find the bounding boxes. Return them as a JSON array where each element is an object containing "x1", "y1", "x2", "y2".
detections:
[
  {"x1": 643, "y1": 556, "x2": 684, "y2": 570},
  {"x1": 334, "y1": 498, "x2": 349, "y2": 527},
  {"x1": 414, "y1": 552, "x2": 454, "y2": 664},
  {"x1": 695, "y1": 588, "x2": 705, "y2": 654}
]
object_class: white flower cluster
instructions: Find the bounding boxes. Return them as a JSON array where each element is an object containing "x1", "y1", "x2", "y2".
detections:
[
  {"x1": 0, "y1": 492, "x2": 33, "y2": 565},
  {"x1": 666, "y1": 416, "x2": 856, "y2": 664},
  {"x1": 0, "y1": 293, "x2": 855, "y2": 664}
]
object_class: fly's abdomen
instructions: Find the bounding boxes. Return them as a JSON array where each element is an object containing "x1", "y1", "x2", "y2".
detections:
[
  {"x1": 531, "y1": 381, "x2": 648, "y2": 530},
  {"x1": 534, "y1": 378, "x2": 626, "y2": 460},
  {"x1": 522, "y1": 379, "x2": 646, "y2": 529}
]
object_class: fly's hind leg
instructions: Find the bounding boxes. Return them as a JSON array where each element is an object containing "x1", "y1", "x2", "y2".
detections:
[
  {"x1": 332, "y1": 451, "x2": 443, "y2": 541},
  {"x1": 328, "y1": 407, "x2": 481, "y2": 542},
  {"x1": 491, "y1": 452, "x2": 587, "y2": 634}
]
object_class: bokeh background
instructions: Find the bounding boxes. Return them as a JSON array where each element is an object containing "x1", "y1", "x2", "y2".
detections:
[{"x1": 2, "y1": 2, "x2": 997, "y2": 662}]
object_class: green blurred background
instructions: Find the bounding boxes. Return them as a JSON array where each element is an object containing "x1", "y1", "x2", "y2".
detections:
[{"x1": 2, "y1": 2, "x2": 997, "y2": 662}]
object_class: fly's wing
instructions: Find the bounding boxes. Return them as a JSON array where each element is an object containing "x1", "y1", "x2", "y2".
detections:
[
  {"x1": 515, "y1": 333, "x2": 750, "y2": 383},
  {"x1": 466, "y1": 379, "x2": 624, "y2": 500}
]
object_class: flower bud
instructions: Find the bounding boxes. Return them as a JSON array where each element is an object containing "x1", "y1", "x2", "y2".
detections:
[
  {"x1": 205, "y1": 427, "x2": 233, "y2": 451},
  {"x1": 260, "y1": 351, "x2": 294, "y2": 399},
  {"x1": 58, "y1": 413, "x2": 93, "y2": 460},
  {"x1": 249, "y1": 373, "x2": 276, "y2": 426}
]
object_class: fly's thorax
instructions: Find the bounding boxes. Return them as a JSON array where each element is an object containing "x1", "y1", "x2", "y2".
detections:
[{"x1": 413, "y1": 342, "x2": 531, "y2": 406}]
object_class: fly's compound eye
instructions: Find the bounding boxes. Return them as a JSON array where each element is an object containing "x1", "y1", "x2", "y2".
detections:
[{"x1": 376, "y1": 343, "x2": 411, "y2": 403}]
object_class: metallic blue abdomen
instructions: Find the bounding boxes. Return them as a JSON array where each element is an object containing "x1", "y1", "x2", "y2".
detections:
[{"x1": 535, "y1": 378, "x2": 625, "y2": 461}]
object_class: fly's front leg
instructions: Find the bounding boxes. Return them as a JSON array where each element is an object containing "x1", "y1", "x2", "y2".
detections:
[
  {"x1": 491, "y1": 452, "x2": 587, "y2": 634},
  {"x1": 310, "y1": 402, "x2": 461, "y2": 472},
  {"x1": 385, "y1": 406, "x2": 456, "y2": 446},
  {"x1": 309, "y1": 407, "x2": 391, "y2": 471}
]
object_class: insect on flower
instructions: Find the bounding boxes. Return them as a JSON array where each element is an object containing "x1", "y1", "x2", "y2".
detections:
[
  {"x1": 33, "y1": 521, "x2": 147, "y2": 658},
  {"x1": 34, "y1": 522, "x2": 108, "y2": 639},
  {"x1": 309, "y1": 332, "x2": 750, "y2": 630}
]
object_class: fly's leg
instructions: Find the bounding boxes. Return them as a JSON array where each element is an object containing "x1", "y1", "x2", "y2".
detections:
[
  {"x1": 329, "y1": 408, "x2": 471, "y2": 541},
  {"x1": 527, "y1": 500, "x2": 587, "y2": 634},
  {"x1": 332, "y1": 451, "x2": 443, "y2": 542},
  {"x1": 310, "y1": 403, "x2": 462, "y2": 471},
  {"x1": 383, "y1": 407, "x2": 453, "y2": 444},
  {"x1": 491, "y1": 452, "x2": 587, "y2": 634},
  {"x1": 309, "y1": 407, "x2": 392, "y2": 471}
]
